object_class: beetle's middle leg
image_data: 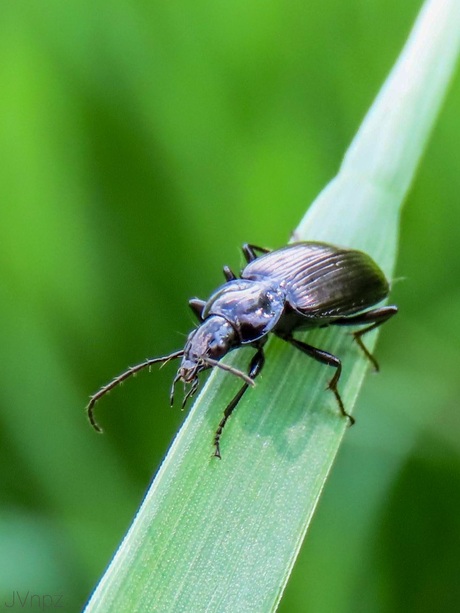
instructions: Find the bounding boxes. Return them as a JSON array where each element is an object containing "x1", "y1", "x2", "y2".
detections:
[
  {"x1": 280, "y1": 335, "x2": 354, "y2": 425},
  {"x1": 242, "y1": 243, "x2": 271, "y2": 263},
  {"x1": 213, "y1": 346, "x2": 265, "y2": 459},
  {"x1": 332, "y1": 305, "x2": 398, "y2": 371}
]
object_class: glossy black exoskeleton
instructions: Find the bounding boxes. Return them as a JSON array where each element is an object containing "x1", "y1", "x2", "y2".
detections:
[{"x1": 87, "y1": 242, "x2": 397, "y2": 458}]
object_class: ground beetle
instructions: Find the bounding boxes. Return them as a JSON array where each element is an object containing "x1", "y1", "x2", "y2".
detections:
[{"x1": 87, "y1": 242, "x2": 397, "y2": 458}]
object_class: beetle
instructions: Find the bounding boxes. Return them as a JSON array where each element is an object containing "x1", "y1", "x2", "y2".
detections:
[{"x1": 87, "y1": 242, "x2": 397, "y2": 458}]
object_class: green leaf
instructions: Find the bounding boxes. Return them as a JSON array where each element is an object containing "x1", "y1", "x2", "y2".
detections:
[{"x1": 85, "y1": 1, "x2": 460, "y2": 611}]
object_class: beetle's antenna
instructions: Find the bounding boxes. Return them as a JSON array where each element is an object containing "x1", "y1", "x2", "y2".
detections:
[
  {"x1": 202, "y1": 357, "x2": 255, "y2": 387},
  {"x1": 87, "y1": 350, "x2": 184, "y2": 432}
]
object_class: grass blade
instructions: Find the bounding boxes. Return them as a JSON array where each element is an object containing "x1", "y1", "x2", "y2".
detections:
[{"x1": 85, "y1": 1, "x2": 460, "y2": 611}]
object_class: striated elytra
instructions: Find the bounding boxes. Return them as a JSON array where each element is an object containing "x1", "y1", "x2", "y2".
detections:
[{"x1": 87, "y1": 242, "x2": 397, "y2": 458}]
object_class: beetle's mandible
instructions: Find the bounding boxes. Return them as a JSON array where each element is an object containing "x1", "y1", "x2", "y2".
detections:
[{"x1": 87, "y1": 242, "x2": 397, "y2": 458}]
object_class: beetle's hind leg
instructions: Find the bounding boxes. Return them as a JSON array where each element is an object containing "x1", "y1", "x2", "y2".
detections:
[
  {"x1": 332, "y1": 306, "x2": 398, "y2": 371},
  {"x1": 280, "y1": 335, "x2": 354, "y2": 425},
  {"x1": 213, "y1": 346, "x2": 265, "y2": 459}
]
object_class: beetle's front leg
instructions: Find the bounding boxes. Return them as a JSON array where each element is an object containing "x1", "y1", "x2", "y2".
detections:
[
  {"x1": 189, "y1": 298, "x2": 206, "y2": 321},
  {"x1": 332, "y1": 305, "x2": 397, "y2": 371},
  {"x1": 222, "y1": 265, "x2": 237, "y2": 281},
  {"x1": 213, "y1": 346, "x2": 265, "y2": 459},
  {"x1": 279, "y1": 335, "x2": 354, "y2": 425}
]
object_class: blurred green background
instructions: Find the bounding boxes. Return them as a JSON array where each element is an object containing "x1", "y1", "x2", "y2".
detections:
[{"x1": 1, "y1": 0, "x2": 459, "y2": 611}]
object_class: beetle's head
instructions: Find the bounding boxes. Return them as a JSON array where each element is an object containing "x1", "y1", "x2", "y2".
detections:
[
  {"x1": 171, "y1": 315, "x2": 252, "y2": 408},
  {"x1": 180, "y1": 315, "x2": 237, "y2": 380}
]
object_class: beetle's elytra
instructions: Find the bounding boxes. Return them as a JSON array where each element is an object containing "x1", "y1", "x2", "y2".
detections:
[{"x1": 87, "y1": 242, "x2": 397, "y2": 458}]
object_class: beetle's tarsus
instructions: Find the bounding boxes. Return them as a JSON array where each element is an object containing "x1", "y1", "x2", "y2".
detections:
[
  {"x1": 213, "y1": 445, "x2": 222, "y2": 460},
  {"x1": 329, "y1": 386, "x2": 355, "y2": 425},
  {"x1": 327, "y1": 382, "x2": 349, "y2": 422},
  {"x1": 212, "y1": 346, "x2": 266, "y2": 458},
  {"x1": 346, "y1": 413, "x2": 355, "y2": 426}
]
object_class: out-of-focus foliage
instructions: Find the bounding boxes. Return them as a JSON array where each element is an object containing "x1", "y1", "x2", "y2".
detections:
[{"x1": 0, "y1": 1, "x2": 458, "y2": 612}]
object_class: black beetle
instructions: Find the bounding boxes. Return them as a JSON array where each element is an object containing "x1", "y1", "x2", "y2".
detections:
[{"x1": 87, "y1": 242, "x2": 397, "y2": 458}]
